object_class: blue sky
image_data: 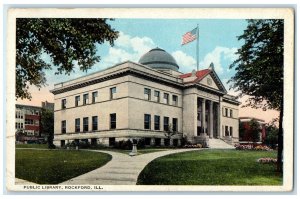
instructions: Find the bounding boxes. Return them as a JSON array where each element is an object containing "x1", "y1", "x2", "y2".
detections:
[{"x1": 44, "y1": 18, "x2": 248, "y2": 92}]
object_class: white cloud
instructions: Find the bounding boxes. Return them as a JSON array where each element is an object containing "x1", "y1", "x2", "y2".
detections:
[
  {"x1": 171, "y1": 51, "x2": 196, "y2": 73},
  {"x1": 200, "y1": 46, "x2": 238, "y2": 74},
  {"x1": 102, "y1": 31, "x2": 156, "y2": 67}
]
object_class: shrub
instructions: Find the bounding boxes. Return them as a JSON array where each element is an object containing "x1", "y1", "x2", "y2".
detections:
[
  {"x1": 184, "y1": 144, "x2": 202, "y2": 148},
  {"x1": 257, "y1": 158, "x2": 277, "y2": 164},
  {"x1": 235, "y1": 144, "x2": 272, "y2": 151}
]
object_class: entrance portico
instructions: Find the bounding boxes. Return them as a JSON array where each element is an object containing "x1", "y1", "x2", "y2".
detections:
[{"x1": 194, "y1": 97, "x2": 221, "y2": 144}]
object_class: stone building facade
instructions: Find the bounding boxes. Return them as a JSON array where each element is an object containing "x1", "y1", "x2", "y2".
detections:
[{"x1": 51, "y1": 48, "x2": 240, "y2": 147}]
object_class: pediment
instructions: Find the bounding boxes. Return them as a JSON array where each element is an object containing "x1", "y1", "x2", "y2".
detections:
[{"x1": 198, "y1": 70, "x2": 227, "y2": 93}]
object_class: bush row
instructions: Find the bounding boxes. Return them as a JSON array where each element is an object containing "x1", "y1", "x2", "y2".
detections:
[{"x1": 235, "y1": 144, "x2": 273, "y2": 151}]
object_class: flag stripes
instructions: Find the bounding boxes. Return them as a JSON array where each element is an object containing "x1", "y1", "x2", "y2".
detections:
[{"x1": 181, "y1": 27, "x2": 198, "y2": 45}]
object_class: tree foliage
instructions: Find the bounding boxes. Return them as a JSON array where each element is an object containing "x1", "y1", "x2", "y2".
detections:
[
  {"x1": 229, "y1": 19, "x2": 284, "y2": 172},
  {"x1": 40, "y1": 108, "x2": 55, "y2": 148},
  {"x1": 264, "y1": 123, "x2": 279, "y2": 149},
  {"x1": 16, "y1": 18, "x2": 119, "y2": 99},
  {"x1": 229, "y1": 19, "x2": 283, "y2": 111}
]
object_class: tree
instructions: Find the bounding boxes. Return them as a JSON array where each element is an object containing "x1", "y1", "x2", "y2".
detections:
[
  {"x1": 40, "y1": 108, "x2": 55, "y2": 148},
  {"x1": 229, "y1": 19, "x2": 283, "y2": 172},
  {"x1": 16, "y1": 18, "x2": 119, "y2": 99},
  {"x1": 248, "y1": 119, "x2": 261, "y2": 143},
  {"x1": 264, "y1": 123, "x2": 279, "y2": 149}
]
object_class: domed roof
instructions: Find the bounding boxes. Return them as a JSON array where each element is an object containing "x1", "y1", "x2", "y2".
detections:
[{"x1": 138, "y1": 48, "x2": 179, "y2": 71}]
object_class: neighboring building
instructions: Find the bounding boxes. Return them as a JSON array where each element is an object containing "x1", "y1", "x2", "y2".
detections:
[
  {"x1": 42, "y1": 101, "x2": 54, "y2": 111},
  {"x1": 239, "y1": 117, "x2": 266, "y2": 142},
  {"x1": 15, "y1": 101, "x2": 54, "y2": 142},
  {"x1": 50, "y1": 48, "x2": 240, "y2": 147},
  {"x1": 15, "y1": 104, "x2": 42, "y2": 139}
]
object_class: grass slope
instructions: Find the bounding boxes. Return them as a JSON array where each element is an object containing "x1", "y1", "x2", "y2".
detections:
[
  {"x1": 16, "y1": 149, "x2": 111, "y2": 184},
  {"x1": 137, "y1": 149, "x2": 282, "y2": 185}
]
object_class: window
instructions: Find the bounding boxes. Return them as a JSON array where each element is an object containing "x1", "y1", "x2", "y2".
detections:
[
  {"x1": 109, "y1": 138, "x2": 115, "y2": 146},
  {"x1": 21, "y1": 123, "x2": 23, "y2": 129},
  {"x1": 230, "y1": 109, "x2": 233, "y2": 118},
  {"x1": 92, "y1": 91, "x2": 98, "y2": 104},
  {"x1": 61, "y1": 99, "x2": 66, "y2": 109},
  {"x1": 92, "y1": 116, "x2": 98, "y2": 131},
  {"x1": 110, "y1": 113, "x2": 116, "y2": 129},
  {"x1": 34, "y1": 120, "x2": 39, "y2": 125},
  {"x1": 144, "y1": 114, "x2": 151, "y2": 130},
  {"x1": 110, "y1": 87, "x2": 116, "y2": 99},
  {"x1": 75, "y1": 118, "x2": 80, "y2": 132},
  {"x1": 144, "y1": 88, "x2": 151, "y2": 100},
  {"x1": 172, "y1": 118, "x2": 178, "y2": 132},
  {"x1": 163, "y1": 93, "x2": 169, "y2": 104},
  {"x1": 154, "y1": 91, "x2": 160, "y2": 102},
  {"x1": 225, "y1": 108, "x2": 228, "y2": 117},
  {"x1": 164, "y1": 117, "x2": 169, "y2": 131},
  {"x1": 83, "y1": 117, "x2": 89, "y2": 132},
  {"x1": 61, "y1": 120, "x2": 66, "y2": 134},
  {"x1": 172, "y1": 95, "x2": 178, "y2": 106},
  {"x1": 154, "y1": 115, "x2": 160, "y2": 130},
  {"x1": 225, "y1": 125, "x2": 229, "y2": 136},
  {"x1": 75, "y1": 96, "x2": 80, "y2": 107},
  {"x1": 229, "y1": 126, "x2": 233, "y2": 136},
  {"x1": 25, "y1": 119, "x2": 34, "y2": 125},
  {"x1": 83, "y1": 94, "x2": 89, "y2": 105}
]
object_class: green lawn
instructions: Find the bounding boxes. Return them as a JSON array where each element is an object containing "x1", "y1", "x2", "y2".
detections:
[
  {"x1": 137, "y1": 149, "x2": 282, "y2": 185},
  {"x1": 16, "y1": 149, "x2": 112, "y2": 184}
]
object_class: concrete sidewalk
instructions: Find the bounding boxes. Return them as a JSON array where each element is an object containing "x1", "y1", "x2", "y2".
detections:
[{"x1": 59, "y1": 148, "x2": 202, "y2": 185}]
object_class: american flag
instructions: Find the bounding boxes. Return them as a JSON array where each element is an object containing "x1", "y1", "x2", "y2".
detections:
[{"x1": 181, "y1": 27, "x2": 198, "y2": 45}]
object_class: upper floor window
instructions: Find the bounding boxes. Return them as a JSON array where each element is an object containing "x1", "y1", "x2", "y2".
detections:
[
  {"x1": 172, "y1": 95, "x2": 178, "y2": 106},
  {"x1": 230, "y1": 109, "x2": 233, "y2": 118},
  {"x1": 61, "y1": 99, "x2": 66, "y2": 109},
  {"x1": 154, "y1": 115, "x2": 160, "y2": 130},
  {"x1": 154, "y1": 91, "x2": 160, "y2": 102},
  {"x1": 61, "y1": 120, "x2": 66, "y2": 134},
  {"x1": 110, "y1": 113, "x2": 116, "y2": 129},
  {"x1": 83, "y1": 94, "x2": 89, "y2": 105},
  {"x1": 144, "y1": 114, "x2": 151, "y2": 130},
  {"x1": 110, "y1": 87, "x2": 116, "y2": 99},
  {"x1": 75, "y1": 96, "x2": 80, "y2": 107},
  {"x1": 144, "y1": 88, "x2": 151, "y2": 101},
  {"x1": 92, "y1": 116, "x2": 98, "y2": 131},
  {"x1": 172, "y1": 118, "x2": 178, "y2": 132},
  {"x1": 164, "y1": 117, "x2": 169, "y2": 131},
  {"x1": 225, "y1": 108, "x2": 228, "y2": 117},
  {"x1": 75, "y1": 118, "x2": 80, "y2": 132},
  {"x1": 83, "y1": 117, "x2": 89, "y2": 132},
  {"x1": 92, "y1": 91, "x2": 98, "y2": 104},
  {"x1": 163, "y1": 93, "x2": 169, "y2": 104}
]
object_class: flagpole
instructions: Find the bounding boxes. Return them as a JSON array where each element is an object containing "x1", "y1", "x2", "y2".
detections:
[{"x1": 196, "y1": 24, "x2": 199, "y2": 71}]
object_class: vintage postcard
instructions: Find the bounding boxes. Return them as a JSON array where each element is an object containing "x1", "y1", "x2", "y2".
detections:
[{"x1": 6, "y1": 8, "x2": 294, "y2": 192}]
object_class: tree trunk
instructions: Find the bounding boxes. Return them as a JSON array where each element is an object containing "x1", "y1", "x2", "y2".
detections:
[{"x1": 277, "y1": 98, "x2": 283, "y2": 173}]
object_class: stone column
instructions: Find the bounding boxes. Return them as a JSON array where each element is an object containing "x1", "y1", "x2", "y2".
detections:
[
  {"x1": 216, "y1": 103, "x2": 220, "y2": 138},
  {"x1": 201, "y1": 99, "x2": 206, "y2": 134},
  {"x1": 209, "y1": 101, "x2": 214, "y2": 138}
]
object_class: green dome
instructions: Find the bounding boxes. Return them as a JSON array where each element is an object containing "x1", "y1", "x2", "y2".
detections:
[{"x1": 138, "y1": 48, "x2": 179, "y2": 71}]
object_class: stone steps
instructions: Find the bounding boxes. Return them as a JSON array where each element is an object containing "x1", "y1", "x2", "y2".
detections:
[{"x1": 208, "y1": 138, "x2": 235, "y2": 149}]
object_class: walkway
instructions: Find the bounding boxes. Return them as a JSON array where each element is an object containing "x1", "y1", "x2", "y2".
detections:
[{"x1": 59, "y1": 148, "x2": 201, "y2": 185}]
